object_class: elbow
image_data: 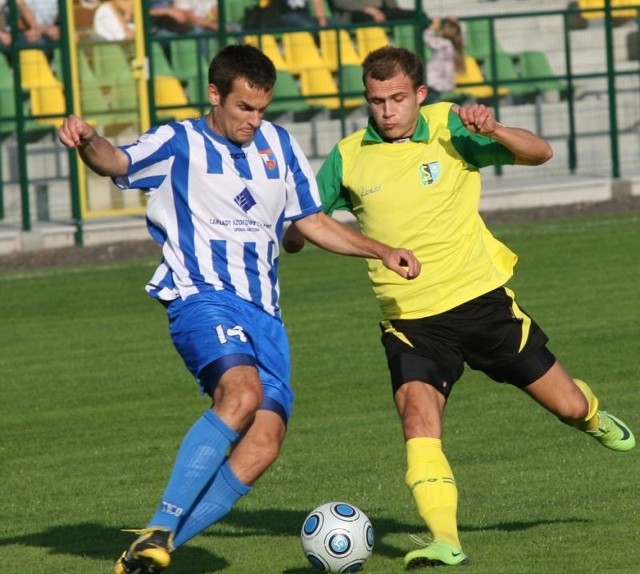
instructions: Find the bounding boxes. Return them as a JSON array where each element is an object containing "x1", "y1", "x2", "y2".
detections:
[
  {"x1": 518, "y1": 143, "x2": 553, "y2": 166},
  {"x1": 539, "y1": 143, "x2": 554, "y2": 164},
  {"x1": 533, "y1": 142, "x2": 554, "y2": 165}
]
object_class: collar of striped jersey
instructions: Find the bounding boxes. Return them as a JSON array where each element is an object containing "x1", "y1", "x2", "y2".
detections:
[{"x1": 363, "y1": 112, "x2": 430, "y2": 144}]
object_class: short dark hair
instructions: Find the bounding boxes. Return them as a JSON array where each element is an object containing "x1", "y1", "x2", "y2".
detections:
[
  {"x1": 208, "y1": 44, "x2": 277, "y2": 101},
  {"x1": 362, "y1": 46, "x2": 425, "y2": 91}
]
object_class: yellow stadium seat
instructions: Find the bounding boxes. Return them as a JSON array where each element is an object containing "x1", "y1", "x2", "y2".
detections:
[
  {"x1": 578, "y1": 0, "x2": 639, "y2": 20},
  {"x1": 153, "y1": 75, "x2": 201, "y2": 121},
  {"x1": 244, "y1": 34, "x2": 289, "y2": 71},
  {"x1": 29, "y1": 82, "x2": 98, "y2": 129},
  {"x1": 454, "y1": 55, "x2": 509, "y2": 100},
  {"x1": 299, "y1": 66, "x2": 364, "y2": 111},
  {"x1": 282, "y1": 32, "x2": 328, "y2": 75},
  {"x1": 29, "y1": 83, "x2": 66, "y2": 128},
  {"x1": 20, "y1": 49, "x2": 61, "y2": 89},
  {"x1": 355, "y1": 26, "x2": 390, "y2": 60},
  {"x1": 319, "y1": 29, "x2": 362, "y2": 72}
]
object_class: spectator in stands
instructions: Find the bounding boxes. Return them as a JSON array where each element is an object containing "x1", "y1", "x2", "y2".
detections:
[
  {"x1": 243, "y1": 0, "x2": 341, "y2": 30},
  {"x1": 423, "y1": 16, "x2": 466, "y2": 104},
  {"x1": 149, "y1": 0, "x2": 201, "y2": 36},
  {"x1": 22, "y1": 0, "x2": 60, "y2": 44},
  {"x1": 174, "y1": 0, "x2": 238, "y2": 32},
  {"x1": 0, "y1": 0, "x2": 12, "y2": 46},
  {"x1": 331, "y1": 0, "x2": 428, "y2": 26},
  {"x1": 93, "y1": 0, "x2": 134, "y2": 41}
]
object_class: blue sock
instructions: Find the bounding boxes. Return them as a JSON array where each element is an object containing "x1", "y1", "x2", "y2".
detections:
[
  {"x1": 147, "y1": 410, "x2": 238, "y2": 532},
  {"x1": 173, "y1": 460, "x2": 251, "y2": 548}
]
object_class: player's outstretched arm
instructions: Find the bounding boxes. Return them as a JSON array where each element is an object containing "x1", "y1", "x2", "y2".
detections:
[
  {"x1": 58, "y1": 114, "x2": 129, "y2": 177},
  {"x1": 292, "y1": 212, "x2": 421, "y2": 280},
  {"x1": 454, "y1": 104, "x2": 553, "y2": 166}
]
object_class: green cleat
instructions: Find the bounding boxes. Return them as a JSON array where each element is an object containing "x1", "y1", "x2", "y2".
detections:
[
  {"x1": 114, "y1": 528, "x2": 173, "y2": 574},
  {"x1": 404, "y1": 539, "x2": 471, "y2": 569},
  {"x1": 585, "y1": 411, "x2": 635, "y2": 452}
]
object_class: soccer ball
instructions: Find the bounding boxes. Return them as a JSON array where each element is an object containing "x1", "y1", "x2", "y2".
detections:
[{"x1": 300, "y1": 501, "x2": 374, "y2": 573}]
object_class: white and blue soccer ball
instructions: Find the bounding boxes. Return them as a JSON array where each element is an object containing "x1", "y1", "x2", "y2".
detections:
[{"x1": 300, "y1": 502, "x2": 374, "y2": 573}]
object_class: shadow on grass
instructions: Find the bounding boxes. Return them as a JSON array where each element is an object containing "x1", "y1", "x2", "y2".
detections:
[
  {"x1": 0, "y1": 522, "x2": 227, "y2": 573},
  {"x1": 460, "y1": 516, "x2": 590, "y2": 533},
  {"x1": 212, "y1": 507, "x2": 409, "y2": 559},
  {"x1": 0, "y1": 511, "x2": 588, "y2": 572}
]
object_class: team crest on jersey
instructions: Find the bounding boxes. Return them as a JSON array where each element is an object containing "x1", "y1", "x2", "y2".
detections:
[
  {"x1": 234, "y1": 188, "x2": 257, "y2": 212},
  {"x1": 259, "y1": 148, "x2": 277, "y2": 170},
  {"x1": 419, "y1": 162, "x2": 441, "y2": 186}
]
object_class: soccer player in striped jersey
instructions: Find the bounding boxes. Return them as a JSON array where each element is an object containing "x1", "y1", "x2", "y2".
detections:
[
  {"x1": 58, "y1": 44, "x2": 420, "y2": 574},
  {"x1": 284, "y1": 46, "x2": 635, "y2": 569}
]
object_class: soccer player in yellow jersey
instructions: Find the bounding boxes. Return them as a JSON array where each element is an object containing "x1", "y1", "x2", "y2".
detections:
[{"x1": 283, "y1": 46, "x2": 635, "y2": 569}]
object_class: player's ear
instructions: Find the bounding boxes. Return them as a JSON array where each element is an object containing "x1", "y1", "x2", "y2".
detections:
[
  {"x1": 417, "y1": 85, "x2": 428, "y2": 105},
  {"x1": 208, "y1": 83, "x2": 221, "y2": 106}
]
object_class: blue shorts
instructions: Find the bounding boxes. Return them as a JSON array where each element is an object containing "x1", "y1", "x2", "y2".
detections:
[{"x1": 167, "y1": 290, "x2": 293, "y2": 422}]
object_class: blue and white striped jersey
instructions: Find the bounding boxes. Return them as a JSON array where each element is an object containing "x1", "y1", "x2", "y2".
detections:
[{"x1": 114, "y1": 116, "x2": 321, "y2": 318}]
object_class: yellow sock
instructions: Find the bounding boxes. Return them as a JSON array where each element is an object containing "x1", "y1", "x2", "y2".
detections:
[
  {"x1": 572, "y1": 379, "x2": 600, "y2": 432},
  {"x1": 405, "y1": 437, "x2": 461, "y2": 549}
]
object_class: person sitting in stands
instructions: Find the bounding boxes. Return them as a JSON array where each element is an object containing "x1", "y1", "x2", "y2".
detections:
[
  {"x1": 423, "y1": 16, "x2": 466, "y2": 104},
  {"x1": 22, "y1": 0, "x2": 60, "y2": 45},
  {"x1": 94, "y1": 0, "x2": 134, "y2": 41},
  {"x1": 243, "y1": 0, "x2": 342, "y2": 30},
  {"x1": 330, "y1": 0, "x2": 428, "y2": 26}
]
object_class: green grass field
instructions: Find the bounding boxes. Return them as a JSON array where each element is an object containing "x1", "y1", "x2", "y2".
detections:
[{"x1": 1, "y1": 210, "x2": 639, "y2": 573}]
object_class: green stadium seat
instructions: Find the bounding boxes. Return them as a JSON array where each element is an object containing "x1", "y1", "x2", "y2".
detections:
[
  {"x1": 266, "y1": 70, "x2": 323, "y2": 122},
  {"x1": 482, "y1": 52, "x2": 540, "y2": 101},
  {"x1": 464, "y1": 19, "x2": 507, "y2": 62},
  {"x1": 336, "y1": 64, "x2": 365, "y2": 100},
  {"x1": 393, "y1": 24, "x2": 420, "y2": 52},
  {"x1": 170, "y1": 38, "x2": 210, "y2": 104},
  {"x1": 518, "y1": 50, "x2": 567, "y2": 97}
]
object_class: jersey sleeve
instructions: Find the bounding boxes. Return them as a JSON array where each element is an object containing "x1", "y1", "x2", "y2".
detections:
[
  {"x1": 447, "y1": 109, "x2": 515, "y2": 169},
  {"x1": 276, "y1": 126, "x2": 322, "y2": 221},
  {"x1": 112, "y1": 124, "x2": 176, "y2": 192},
  {"x1": 316, "y1": 144, "x2": 353, "y2": 215}
]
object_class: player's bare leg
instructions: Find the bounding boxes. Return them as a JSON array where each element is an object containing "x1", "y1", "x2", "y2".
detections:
[{"x1": 522, "y1": 361, "x2": 635, "y2": 451}]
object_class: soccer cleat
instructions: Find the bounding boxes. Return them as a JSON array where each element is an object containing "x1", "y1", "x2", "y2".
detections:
[
  {"x1": 584, "y1": 411, "x2": 635, "y2": 452},
  {"x1": 404, "y1": 539, "x2": 471, "y2": 569},
  {"x1": 114, "y1": 528, "x2": 174, "y2": 574}
]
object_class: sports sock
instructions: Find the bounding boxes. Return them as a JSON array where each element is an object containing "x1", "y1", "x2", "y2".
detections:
[
  {"x1": 405, "y1": 437, "x2": 461, "y2": 549},
  {"x1": 147, "y1": 410, "x2": 239, "y2": 532},
  {"x1": 564, "y1": 379, "x2": 600, "y2": 431},
  {"x1": 173, "y1": 460, "x2": 251, "y2": 548}
]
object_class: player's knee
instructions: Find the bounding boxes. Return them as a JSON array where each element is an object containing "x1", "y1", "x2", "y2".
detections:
[{"x1": 214, "y1": 371, "x2": 264, "y2": 429}]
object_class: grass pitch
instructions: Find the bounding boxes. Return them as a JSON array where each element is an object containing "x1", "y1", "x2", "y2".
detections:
[{"x1": 1, "y1": 210, "x2": 639, "y2": 573}]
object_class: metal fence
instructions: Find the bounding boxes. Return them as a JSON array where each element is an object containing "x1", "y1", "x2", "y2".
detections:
[{"x1": 0, "y1": 0, "x2": 638, "y2": 244}]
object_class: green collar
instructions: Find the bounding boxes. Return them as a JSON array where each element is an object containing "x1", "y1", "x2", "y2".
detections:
[{"x1": 362, "y1": 112, "x2": 430, "y2": 143}]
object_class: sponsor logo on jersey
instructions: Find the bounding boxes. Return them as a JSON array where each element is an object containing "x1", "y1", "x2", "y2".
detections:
[
  {"x1": 234, "y1": 188, "x2": 257, "y2": 212},
  {"x1": 359, "y1": 185, "x2": 382, "y2": 197}
]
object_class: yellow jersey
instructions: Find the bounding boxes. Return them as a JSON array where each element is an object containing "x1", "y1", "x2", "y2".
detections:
[{"x1": 317, "y1": 102, "x2": 518, "y2": 320}]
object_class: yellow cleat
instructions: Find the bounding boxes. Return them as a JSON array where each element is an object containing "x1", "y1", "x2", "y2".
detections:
[{"x1": 114, "y1": 528, "x2": 173, "y2": 574}]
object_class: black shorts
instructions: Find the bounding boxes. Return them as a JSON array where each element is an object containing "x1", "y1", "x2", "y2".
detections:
[{"x1": 380, "y1": 287, "x2": 556, "y2": 397}]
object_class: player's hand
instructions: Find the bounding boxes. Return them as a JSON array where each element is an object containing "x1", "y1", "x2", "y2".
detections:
[
  {"x1": 382, "y1": 248, "x2": 421, "y2": 280},
  {"x1": 58, "y1": 114, "x2": 97, "y2": 149},
  {"x1": 453, "y1": 104, "x2": 499, "y2": 136}
]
